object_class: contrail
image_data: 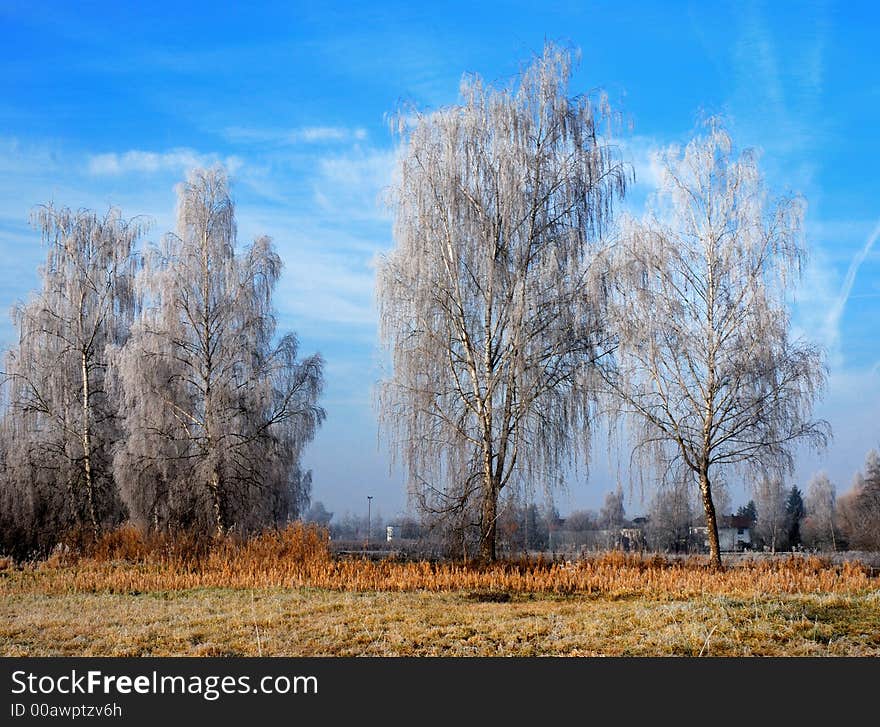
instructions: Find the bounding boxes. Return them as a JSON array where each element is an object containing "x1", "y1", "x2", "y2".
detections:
[{"x1": 827, "y1": 218, "x2": 880, "y2": 336}]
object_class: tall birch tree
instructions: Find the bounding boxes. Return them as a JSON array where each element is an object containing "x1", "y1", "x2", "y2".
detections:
[
  {"x1": 602, "y1": 119, "x2": 828, "y2": 569},
  {"x1": 1, "y1": 207, "x2": 144, "y2": 543},
  {"x1": 113, "y1": 166, "x2": 324, "y2": 534},
  {"x1": 377, "y1": 44, "x2": 629, "y2": 561}
]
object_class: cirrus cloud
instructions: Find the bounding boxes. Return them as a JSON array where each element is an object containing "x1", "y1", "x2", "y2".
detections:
[
  {"x1": 223, "y1": 125, "x2": 368, "y2": 146},
  {"x1": 88, "y1": 148, "x2": 243, "y2": 176}
]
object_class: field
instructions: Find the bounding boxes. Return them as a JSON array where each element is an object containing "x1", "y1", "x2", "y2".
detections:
[{"x1": 2, "y1": 525, "x2": 879, "y2": 656}]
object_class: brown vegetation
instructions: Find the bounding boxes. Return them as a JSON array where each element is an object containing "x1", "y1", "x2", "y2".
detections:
[{"x1": 2, "y1": 524, "x2": 875, "y2": 599}]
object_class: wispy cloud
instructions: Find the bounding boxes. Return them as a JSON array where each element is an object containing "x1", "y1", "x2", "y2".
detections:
[
  {"x1": 616, "y1": 135, "x2": 665, "y2": 191},
  {"x1": 228, "y1": 142, "x2": 397, "y2": 344},
  {"x1": 730, "y1": 2, "x2": 829, "y2": 188},
  {"x1": 736, "y1": 7, "x2": 785, "y2": 114},
  {"x1": 312, "y1": 148, "x2": 397, "y2": 222},
  {"x1": 223, "y1": 126, "x2": 368, "y2": 146},
  {"x1": 88, "y1": 149, "x2": 242, "y2": 176},
  {"x1": 825, "y1": 218, "x2": 880, "y2": 348},
  {"x1": 277, "y1": 256, "x2": 376, "y2": 331},
  {"x1": 0, "y1": 136, "x2": 62, "y2": 176},
  {"x1": 88, "y1": 148, "x2": 243, "y2": 176}
]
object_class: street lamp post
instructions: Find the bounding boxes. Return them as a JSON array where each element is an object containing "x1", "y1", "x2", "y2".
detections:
[{"x1": 367, "y1": 495, "x2": 373, "y2": 550}]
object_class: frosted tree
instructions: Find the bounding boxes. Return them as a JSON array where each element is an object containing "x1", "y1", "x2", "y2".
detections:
[
  {"x1": 377, "y1": 44, "x2": 629, "y2": 561},
  {"x1": 113, "y1": 167, "x2": 324, "y2": 534},
  {"x1": 602, "y1": 119, "x2": 828, "y2": 569},
  {"x1": 647, "y1": 478, "x2": 695, "y2": 553},
  {"x1": 837, "y1": 450, "x2": 880, "y2": 550},
  {"x1": 599, "y1": 488, "x2": 627, "y2": 528},
  {"x1": 1, "y1": 207, "x2": 144, "y2": 543},
  {"x1": 802, "y1": 472, "x2": 836, "y2": 550},
  {"x1": 754, "y1": 474, "x2": 789, "y2": 552}
]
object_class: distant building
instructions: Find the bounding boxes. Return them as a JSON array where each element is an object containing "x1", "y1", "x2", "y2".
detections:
[
  {"x1": 691, "y1": 515, "x2": 752, "y2": 552},
  {"x1": 719, "y1": 515, "x2": 752, "y2": 551}
]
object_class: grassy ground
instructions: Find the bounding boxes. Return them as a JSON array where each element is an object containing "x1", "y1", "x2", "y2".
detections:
[
  {"x1": 2, "y1": 527, "x2": 878, "y2": 656},
  {"x1": 3, "y1": 585, "x2": 880, "y2": 656}
]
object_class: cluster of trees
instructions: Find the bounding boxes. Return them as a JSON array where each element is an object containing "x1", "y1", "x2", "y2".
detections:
[
  {"x1": 497, "y1": 490, "x2": 634, "y2": 555},
  {"x1": 305, "y1": 449, "x2": 879, "y2": 556},
  {"x1": 0, "y1": 168, "x2": 325, "y2": 557},
  {"x1": 377, "y1": 43, "x2": 829, "y2": 567},
  {"x1": 2, "y1": 42, "x2": 874, "y2": 568},
  {"x1": 637, "y1": 448, "x2": 880, "y2": 553},
  {"x1": 836, "y1": 451, "x2": 880, "y2": 550},
  {"x1": 794, "y1": 452, "x2": 880, "y2": 551},
  {"x1": 309, "y1": 443, "x2": 880, "y2": 556},
  {"x1": 499, "y1": 449, "x2": 880, "y2": 556},
  {"x1": 731, "y1": 453, "x2": 880, "y2": 553}
]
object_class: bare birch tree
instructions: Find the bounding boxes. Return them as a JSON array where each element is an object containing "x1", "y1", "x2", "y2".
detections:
[
  {"x1": 754, "y1": 474, "x2": 788, "y2": 552},
  {"x1": 113, "y1": 166, "x2": 324, "y2": 534},
  {"x1": 647, "y1": 478, "x2": 695, "y2": 553},
  {"x1": 0, "y1": 207, "x2": 144, "y2": 545},
  {"x1": 802, "y1": 471, "x2": 836, "y2": 550},
  {"x1": 377, "y1": 44, "x2": 629, "y2": 561},
  {"x1": 602, "y1": 119, "x2": 828, "y2": 569},
  {"x1": 599, "y1": 488, "x2": 627, "y2": 528}
]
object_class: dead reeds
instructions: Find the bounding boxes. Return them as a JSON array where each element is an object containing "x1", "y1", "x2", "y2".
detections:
[{"x1": 2, "y1": 524, "x2": 875, "y2": 598}]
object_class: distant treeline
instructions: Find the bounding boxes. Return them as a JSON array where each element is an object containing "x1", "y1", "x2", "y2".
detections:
[{"x1": 308, "y1": 450, "x2": 880, "y2": 557}]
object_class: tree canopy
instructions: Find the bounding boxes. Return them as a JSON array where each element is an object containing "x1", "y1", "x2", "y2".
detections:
[{"x1": 377, "y1": 43, "x2": 629, "y2": 561}]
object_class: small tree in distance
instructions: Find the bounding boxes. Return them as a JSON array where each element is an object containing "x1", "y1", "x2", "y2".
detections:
[
  {"x1": 837, "y1": 450, "x2": 880, "y2": 550},
  {"x1": 754, "y1": 474, "x2": 789, "y2": 553},
  {"x1": 737, "y1": 500, "x2": 757, "y2": 526},
  {"x1": 802, "y1": 472, "x2": 836, "y2": 551},
  {"x1": 599, "y1": 489, "x2": 627, "y2": 528},
  {"x1": 647, "y1": 479, "x2": 694, "y2": 553},
  {"x1": 304, "y1": 501, "x2": 333, "y2": 528},
  {"x1": 785, "y1": 485, "x2": 805, "y2": 548}
]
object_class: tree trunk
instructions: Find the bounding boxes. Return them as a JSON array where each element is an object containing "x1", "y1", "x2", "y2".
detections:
[
  {"x1": 80, "y1": 351, "x2": 99, "y2": 541},
  {"x1": 201, "y1": 228, "x2": 225, "y2": 537},
  {"x1": 208, "y1": 470, "x2": 225, "y2": 535},
  {"x1": 480, "y1": 463, "x2": 498, "y2": 563},
  {"x1": 698, "y1": 467, "x2": 723, "y2": 570}
]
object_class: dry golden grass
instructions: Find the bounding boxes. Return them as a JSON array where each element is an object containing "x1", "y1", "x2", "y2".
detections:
[
  {"x1": 2, "y1": 525, "x2": 878, "y2": 656},
  {"x1": 2, "y1": 524, "x2": 875, "y2": 599},
  {"x1": 2, "y1": 588, "x2": 879, "y2": 656}
]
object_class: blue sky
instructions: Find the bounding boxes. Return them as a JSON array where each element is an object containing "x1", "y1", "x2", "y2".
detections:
[{"x1": 1, "y1": 1, "x2": 878, "y2": 521}]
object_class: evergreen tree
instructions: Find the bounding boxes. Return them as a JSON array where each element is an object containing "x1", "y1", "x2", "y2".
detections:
[
  {"x1": 736, "y1": 500, "x2": 758, "y2": 526},
  {"x1": 785, "y1": 486, "x2": 805, "y2": 547}
]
